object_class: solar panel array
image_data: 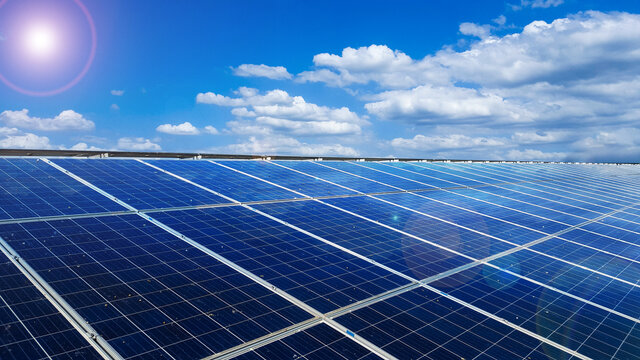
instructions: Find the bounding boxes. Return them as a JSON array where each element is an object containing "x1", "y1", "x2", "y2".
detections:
[{"x1": 0, "y1": 156, "x2": 639, "y2": 360}]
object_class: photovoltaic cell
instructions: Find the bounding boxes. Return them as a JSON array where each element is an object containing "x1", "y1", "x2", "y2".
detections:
[
  {"x1": 318, "y1": 162, "x2": 431, "y2": 191},
  {"x1": 216, "y1": 160, "x2": 358, "y2": 197},
  {"x1": 2, "y1": 155, "x2": 640, "y2": 360},
  {"x1": 0, "y1": 158, "x2": 124, "y2": 220},
  {"x1": 253, "y1": 200, "x2": 473, "y2": 280},
  {"x1": 335, "y1": 286, "x2": 573, "y2": 360},
  {"x1": 150, "y1": 206, "x2": 410, "y2": 313},
  {"x1": 377, "y1": 192, "x2": 549, "y2": 244},
  {"x1": 272, "y1": 161, "x2": 397, "y2": 194},
  {"x1": 354, "y1": 162, "x2": 458, "y2": 189},
  {"x1": 383, "y1": 162, "x2": 483, "y2": 186},
  {"x1": 51, "y1": 159, "x2": 230, "y2": 209},
  {"x1": 489, "y1": 249, "x2": 640, "y2": 320},
  {"x1": 0, "y1": 252, "x2": 101, "y2": 360},
  {"x1": 323, "y1": 196, "x2": 515, "y2": 259},
  {"x1": 234, "y1": 323, "x2": 380, "y2": 360},
  {"x1": 0, "y1": 215, "x2": 311, "y2": 359},
  {"x1": 430, "y1": 264, "x2": 640, "y2": 359},
  {"x1": 146, "y1": 160, "x2": 300, "y2": 202}
]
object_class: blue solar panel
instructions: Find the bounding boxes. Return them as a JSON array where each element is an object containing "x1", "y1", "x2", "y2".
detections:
[
  {"x1": 355, "y1": 162, "x2": 457, "y2": 189},
  {"x1": 376, "y1": 192, "x2": 553, "y2": 243},
  {"x1": 1, "y1": 155, "x2": 639, "y2": 360},
  {"x1": 490, "y1": 250, "x2": 640, "y2": 320},
  {"x1": 0, "y1": 252, "x2": 101, "y2": 360},
  {"x1": 324, "y1": 196, "x2": 515, "y2": 259},
  {"x1": 253, "y1": 200, "x2": 473, "y2": 280},
  {"x1": 217, "y1": 160, "x2": 358, "y2": 197},
  {"x1": 402, "y1": 163, "x2": 486, "y2": 186},
  {"x1": 430, "y1": 264, "x2": 640, "y2": 359},
  {"x1": 146, "y1": 160, "x2": 300, "y2": 202},
  {"x1": 0, "y1": 215, "x2": 311, "y2": 359},
  {"x1": 149, "y1": 206, "x2": 410, "y2": 313},
  {"x1": 235, "y1": 323, "x2": 379, "y2": 360},
  {"x1": 318, "y1": 162, "x2": 431, "y2": 191},
  {"x1": 0, "y1": 159, "x2": 124, "y2": 220},
  {"x1": 336, "y1": 286, "x2": 574, "y2": 360},
  {"x1": 272, "y1": 161, "x2": 397, "y2": 193},
  {"x1": 51, "y1": 159, "x2": 230, "y2": 209}
]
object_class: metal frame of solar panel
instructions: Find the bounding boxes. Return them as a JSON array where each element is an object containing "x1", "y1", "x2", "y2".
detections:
[{"x1": 0, "y1": 149, "x2": 639, "y2": 360}]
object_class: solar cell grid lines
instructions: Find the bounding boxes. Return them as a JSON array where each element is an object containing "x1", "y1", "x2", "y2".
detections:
[{"x1": 0, "y1": 153, "x2": 639, "y2": 360}]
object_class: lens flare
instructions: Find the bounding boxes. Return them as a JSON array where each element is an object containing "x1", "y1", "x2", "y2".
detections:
[
  {"x1": 24, "y1": 24, "x2": 57, "y2": 58},
  {"x1": 0, "y1": 0, "x2": 96, "y2": 96}
]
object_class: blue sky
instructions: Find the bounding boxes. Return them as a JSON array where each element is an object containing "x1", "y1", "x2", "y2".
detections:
[{"x1": 1, "y1": 0, "x2": 640, "y2": 161}]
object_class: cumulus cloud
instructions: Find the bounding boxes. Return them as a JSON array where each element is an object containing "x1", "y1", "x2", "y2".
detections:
[
  {"x1": 70, "y1": 142, "x2": 103, "y2": 151},
  {"x1": 0, "y1": 109, "x2": 94, "y2": 131},
  {"x1": 297, "y1": 12, "x2": 640, "y2": 130},
  {"x1": 493, "y1": 15, "x2": 507, "y2": 26},
  {"x1": 156, "y1": 121, "x2": 200, "y2": 135},
  {"x1": 203, "y1": 126, "x2": 219, "y2": 135},
  {"x1": 520, "y1": 0, "x2": 564, "y2": 9},
  {"x1": 297, "y1": 45, "x2": 447, "y2": 89},
  {"x1": 459, "y1": 22, "x2": 492, "y2": 38},
  {"x1": 225, "y1": 136, "x2": 359, "y2": 157},
  {"x1": 117, "y1": 137, "x2": 160, "y2": 151},
  {"x1": 0, "y1": 127, "x2": 19, "y2": 136},
  {"x1": 197, "y1": 87, "x2": 367, "y2": 137},
  {"x1": 391, "y1": 134, "x2": 508, "y2": 151},
  {"x1": 0, "y1": 133, "x2": 52, "y2": 149},
  {"x1": 505, "y1": 149, "x2": 566, "y2": 161},
  {"x1": 366, "y1": 85, "x2": 531, "y2": 124},
  {"x1": 511, "y1": 131, "x2": 571, "y2": 144},
  {"x1": 232, "y1": 64, "x2": 292, "y2": 80},
  {"x1": 566, "y1": 128, "x2": 640, "y2": 162},
  {"x1": 111, "y1": 90, "x2": 125, "y2": 96}
]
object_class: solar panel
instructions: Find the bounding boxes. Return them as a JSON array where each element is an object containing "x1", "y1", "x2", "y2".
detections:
[
  {"x1": 0, "y1": 153, "x2": 639, "y2": 360},
  {"x1": 232, "y1": 323, "x2": 378, "y2": 360},
  {"x1": 51, "y1": 159, "x2": 230, "y2": 209},
  {"x1": 0, "y1": 158, "x2": 125, "y2": 220},
  {"x1": 145, "y1": 160, "x2": 300, "y2": 202},
  {"x1": 0, "y1": 252, "x2": 102, "y2": 360}
]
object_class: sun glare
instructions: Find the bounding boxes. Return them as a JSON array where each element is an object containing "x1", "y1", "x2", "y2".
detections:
[{"x1": 24, "y1": 24, "x2": 57, "y2": 58}]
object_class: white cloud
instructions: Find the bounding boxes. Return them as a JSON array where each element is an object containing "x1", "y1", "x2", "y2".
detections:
[
  {"x1": 232, "y1": 64, "x2": 292, "y2": 80},
  {"x1": 391, "y1": 134, "x2": 508, "y2": 151},
  {"x1": 70, "y1": 142, "x2": 103, "y2": 151},
  {"x1": 511, "y1": 131, "x2": 571, "y2": 144},
  {"x1": 0, "y1": 133, "x2": 51, "y2": 149},
  {"x1": 505, "y1": 149, "x2": 566, "y2": 161},
  {"x1": 366, "y1": 85, "x2": 531, "y2": 124},
  {"x1": 563, "y1": 128, "x2": 640, "y2": 162},
  {"x1": 231, "y1": 107, "x2": 256, "y2": 117},
  {"x1": 0, "y1": 127, "x2": 19, "y2": 136},
  {"x1": 111, "y1": 90, "x2": 125, "y2": 96},
  {"x1": 197, "y1": 88, "x2": 293, "y2": 106},
  {"x1": 459, "y1": 22, "x2": 492, "y2": 38},
  {"x1": 0, "y1": 109, "x2": 94, "y2": 131},
  {"x1": 117, "y1": 137, "x2": 161, "y2": 151},
  {"x1": 110, "y1": 104, "x2": 120, "y2": 111},
  {"x1": 297, "y1": 44, "x2": 448, "y2": 89},
  {"x1": 225, "y1": 136, "x2": 359, "y2": 157},
  {"x1": 203, "y1": 125, "x2": 219, "y2": 135},
  {"x1": 198, "y1": 88, "x2": 367, "y2": 137},
  {"x1": 493, "y1": 15, "x2": 507, "y2": 26},
  {"x1": 520, "y1": 0, "x2": 564, "y2": 9},
  {"x1": 156, "y1": 121, "x2": 200, "y2": 135},
  {"x1": 297, "y1": 12, "x2": 640, "y2": 130},
  {"x1": 255, "y1": 117, "x2": 361, "y2": 135}
]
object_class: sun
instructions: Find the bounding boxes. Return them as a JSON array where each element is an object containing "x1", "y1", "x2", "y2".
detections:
[{"x1": 23, "y1": 24, "x2": 58, "y2": 58}]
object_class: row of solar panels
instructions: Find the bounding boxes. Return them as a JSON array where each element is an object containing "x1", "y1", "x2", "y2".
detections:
[{"x1": 0, "y1": 157, "x2": 639, "y2": 360}]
